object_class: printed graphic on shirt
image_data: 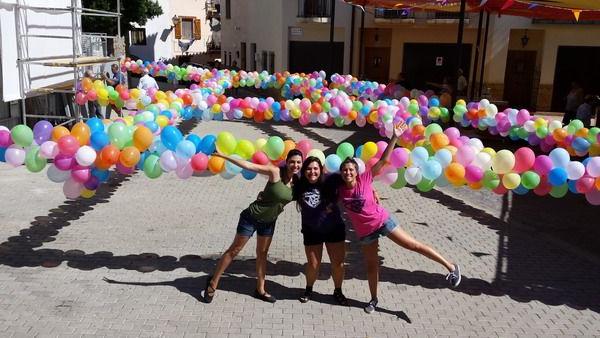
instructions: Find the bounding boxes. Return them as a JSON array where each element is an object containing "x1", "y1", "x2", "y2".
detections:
[
  {"x1": 343, "y1": 196, "x2": 365, "y2": 213},
  {"x1": 303, "y1": 189, "x2": 321, "y2": 208}
]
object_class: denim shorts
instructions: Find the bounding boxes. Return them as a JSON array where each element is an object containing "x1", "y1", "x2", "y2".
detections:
[
  {"x1": 358, "y1": 217, "x2": 399, "y2": 245},
  {"x1": 236, "y1": 211, "x2": 276, "y2": 237}
]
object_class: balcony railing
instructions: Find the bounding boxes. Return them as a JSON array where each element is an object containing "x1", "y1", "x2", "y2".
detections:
[
  {"x1": 374, "y1": 9, "x2": 415, "y2": 19},
  {"x1": 207, "y1": 40, "x2": 221, "y2": 51},
  {"x1": 297, "y1": 0, "x2": 331, "y2": 18}
]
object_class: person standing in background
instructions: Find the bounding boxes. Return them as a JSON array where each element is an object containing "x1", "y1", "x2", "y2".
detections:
[{"x1": 563, "y1": 81, "x2": 584, "y2": 124}]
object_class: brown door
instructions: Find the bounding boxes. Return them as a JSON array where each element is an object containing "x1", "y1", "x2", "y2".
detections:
[
  {"x1": 503, "y1": 50, "x2": 537, "y2": 110},
  {"x1": 364, "y1": 47, "x2": 390, "y2": 83}
]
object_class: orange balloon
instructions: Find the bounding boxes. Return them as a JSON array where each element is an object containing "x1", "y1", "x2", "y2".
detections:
[
  {"x1": 468, "y1": 181, "x2": 483, "y2": 190},
  {"x1": 208, "y1": 155, "x2": 225, "y2": 174},
  {"x1": 348, "y1": 110, "x2": 357, "y2": 121},
  {"x1": 430, "y1": 133, "x2": 449, "y2": 151},
  {"x1": 595, "y1": 177, "x2": 600, "y2": 190},
  {"x1": 279, "y1": 140, "x2": 296, "y2": 161},
  {"x1": 243, "y1": 108, "x2": 254, "y2": 119},
  {"x1": 94, "y1": 157, "x2": 112, "y2": 170},
  {"x1": 553, "y1": 128, "x2": 567, "y2": 142},
  {"x1": 133, "y1": 126, "x2": 153, "y2": 151},
  {"x1": 575, "y1": 128, "x2": 588, "y2": 138},
  {"x1": 445, "y1": 163, "x2": 465, "y2": 184},
  {"x1": 100, "y1": 145, "x2": 120, "y2": 165},
  {"x1": 51, "y1": 126, "x2": 70, "y2": 141},
  {"x1": 81, "y1": 78, "x2": 93, "y2": 92},
  {"x1": 411, "y1": 125, "x2": 425, "y2": 137},
  {"x1": 70, "y1": 122, "x2": 91, "y2": 146},
  {"x1": 119, "y1": 146, "x2": 141, "y2": 167}
]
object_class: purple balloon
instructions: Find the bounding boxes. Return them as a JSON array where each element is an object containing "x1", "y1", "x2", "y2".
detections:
[
  {"x1": 33, "y1": 120, "x2": 53, "y2": 144},
  {"x1": 84, "y1": 175, "x2": 100, "y2": 190},
  {"x1": 0, "y1": 130, "x2": 13, "y2": 147},
  {"x1": 54, "y1": 153, "x2": 75, "y2": 171}
]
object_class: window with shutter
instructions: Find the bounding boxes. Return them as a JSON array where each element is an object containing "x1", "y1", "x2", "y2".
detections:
[
  {"x1": 181, "y1": 18, "x2": 193, "y2": 39},
  {"x1": 174, "y1": 18, "x2": 182, "y2": 39},
  {"x1": 193, "y1": 19, "x2": 202, "y2": 40}
]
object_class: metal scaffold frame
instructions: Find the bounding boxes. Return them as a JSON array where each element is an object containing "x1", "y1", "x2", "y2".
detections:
[{"x1": 14, "y1": 0, "x2": 122, "y2": 125}]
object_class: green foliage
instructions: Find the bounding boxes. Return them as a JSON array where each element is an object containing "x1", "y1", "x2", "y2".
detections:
[{"x1": 82, "y1": 0, "x2": 163, "y2": 35}]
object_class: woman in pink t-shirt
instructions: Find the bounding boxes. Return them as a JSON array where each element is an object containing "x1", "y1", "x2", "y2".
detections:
[{"x1": 337, "y1": 121, "x2": 461, "y2": 314}]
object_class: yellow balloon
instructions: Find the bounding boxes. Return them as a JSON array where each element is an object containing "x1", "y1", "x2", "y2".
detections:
[
  {"x1": 155, "y1": 115, "x2": 169, "y2": 128},
  {"x1": 81, "y1": 188, "x2": 96, "y2": 199},
  {"x1": 255, "y1": 138, "x2": 267, "y2": 151},
  {"x1": 491, "y1": 149, "x2": 515, "y2": 174},
  {"x1": 481, "y1": 147, "x2": 496, "y2": 157},
  {"x1": 361, "y1": 141, "x2": 378, "y2": 161},
  {"x1": 502, "y1": 172, "x2": 521, "y2": 190}
]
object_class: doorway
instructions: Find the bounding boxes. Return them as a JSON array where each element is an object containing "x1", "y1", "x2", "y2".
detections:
[
  {"x1": 288, "y1": 41, "x2": 344, "y2": 75},
  {"x1": 504, "y1": 50, "x2": 537, "y2": 110},
  {"x1": 551, "y1": 46, "x2": 600, "y2": 112},
  {"x1": 363, "y1": 47, "x2": 390, "y2": 83}
]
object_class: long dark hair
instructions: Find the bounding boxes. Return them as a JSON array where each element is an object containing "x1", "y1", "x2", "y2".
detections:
[
  {"x1": 279, "y1": 149, "x2": 303, "y2": 184},
  {"x1": 293, "y1": 156, "x2": 324, "y2": 211}
]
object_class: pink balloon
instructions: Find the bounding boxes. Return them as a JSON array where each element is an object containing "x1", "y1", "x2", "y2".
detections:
[
  {"x1": 444, "y1": 127, "x2": 460, "y2": 140},
  {"x1": 296, "y1": 140, "x2": 312, "y2": 158},
  {"x1": 40, "y1": 141, "x2": 59, "y2": 159},
  {"x1": 54, "y1": 153, "x2": 75, "y2": 171},
  {"x1": 516, "y1": 109, "x2": 530, "y2": 125},
  {"x1": 576, "y1": 176, "x2": 595, "y2": 194},
  {"x1": 390, "y1": 148, "x2": 409, "y2": 168},
  {"x1": 376, "y1": 141, "x2": 387, "y2": 157},
  {"x1": 513, "y1": 147, "x2": 535, "y2": 173},
  {"x1": 71, "y1": 165, "x2": 91, "y2": 183},
  {"x1": 252, "y1": 151, "x2": 269, "y2": 165},
  {"x1": 533, "y1": 177, "x2": 552, "y2": 196},
  {"x1": 585, "y1": 190, "x2": 600, "y2": 205},
  {"x1": 533, "y1": 155, "x2": 553, "y2": 176},
  {"x1": 57, "y1": 135, "x2": 79, "y2": 156},
  {"x1": 464, "y1": 165, "x2": 483, "y2": 183},
  {"x1": 0, "y1": 130, "x2": 13, "y2": 147},
  {"x1": 63, "y1": 178, "x2": 82, "y2": 199},
  {"x1": 455, "y1": 146, "x2": 475, "y2": 166},
  {"x1": 190, "y1": 153, "x2": 208, "y2": 171},
  {"x1": 5, "y1": 145, "x2": 25, "y2": 166}
]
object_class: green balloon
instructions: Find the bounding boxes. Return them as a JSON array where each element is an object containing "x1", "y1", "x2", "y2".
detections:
[
  {"x1": 587, "y1": 127, "x2": 600, "y2": 143},
  {"x1": 216, "y1": 131, "x2": 237, "y2": 155},
  {"x1": 25, "y1": 146, "x2": 46, "y2": 173},
  {"x1": 549, "y1": 183, "x2": 568, "y2": 198},
  {"x1": 569, "y1": 119, "x2": 584, "y2": 131},
  {"x1": 234, "y1": 139, "x2": 255, "y2": 160},
  {"x1": 535, "y1": 126, "x2": 548, "y2": 138},
  {"x1": 516, "y1": 127, "x2": 529, "y2": 139},
  {"x1": 391, "y1": 168, "x2": 407, "y2": 189},
  {"x1": 521, "y1": 171, "x2": 540, "y2": 189},
  {"x1": 108, "y1": 122, "x2": 129, "y2": 149},
  {"x1": 408, "y1": 103, "x2": 419, "y2": 115},
  {"x1": 424, "y1": 124, "x2": 443, "y2": 139},
  {"x1": 11, "y1": 124, "x2": 33, "y2": 147},
  {"x1": 143, "y1": 154, "x2": 162, "y2": 179},
  {"x1": 336, "y1": 142, "x2": 354, "y2": 160},
  {"x1": 264, "y1": 136, "x2": 284, "y2": 160},
  {"x1": 416, "y1": 178, "x2": 435, "y2": 192},
  {"x1": 482, "y1": 170, "x2": 500, "y2": 190},
  {"x1": 334, "y1": 117, "x2": 345, "y2": 127}
]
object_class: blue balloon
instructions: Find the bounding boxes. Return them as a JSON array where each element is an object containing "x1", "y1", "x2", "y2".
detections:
[
  {"x1": 434, "y1": 149, "x2": 452, "y2": 167},
  {"x1": 548, "y1": 167, "x2": 568, "y2": 186},
  {"x1": 199, "y1": 134, "x2": 216, "y2": 154},
  {"x1": 572, "y1": 137, "x2": 590, "y2": 153},
  {"x1": 86, "y1": 117, "x2": 104, "y2": 134},
  {"x1": 411, "y1": 147, "x2": 429, "y2": 167},
  {"x1": 549, "y1": 148, "x2": 569, "y2": 168},
  {"x1": 186, "y1": 134, "x2": 202, "y2": 153},
  {"x1": 513, "y1": 184, "x2": 529, "y2": 195},
  {"x1": 325, "y1": 154, "x2": 342, "y2": 173},
  {"x1": 161, "y1": 126, "x2": 183, "y2": 151},
  {"x1": 355, "y1": 145, "x2": 363, "y2": 159},
  {"x1": 181, "y1": 106, "x2": 193, "y2": 120},
  {"x1": 176, "y1": 140, "x2": 196, "y2": 159},
  {"x1": 91, "y1": 168, "x2": 110, "y2": 182},
  {"x1": 90, "y1": 131, "x2": 109, "y2": 151},
  {"x1": 225, "y1": 155, "x2": 243, "y2": 175},
  {"x1": 145, "y1": 121, "x2": 159, "y2": 133},
  {"x1": 429, "y1": 97, "x2": 440, "y2": 107},
  {"x1": 567, "y1": 179, "x2": 579, "y2": 194},
  {"x1": 160, "y1": 110, "x2": 173, "y2": 120},
  {"x1": 241, "y1": 169, "x2": 257, "y2": 180},
  {"x1": 0, "y1": 147, "x2": 6, "y2": 162},
  {"x1": 422, "y1": 160, "x2": 442, "y2": 180},
  {"x1": 137, "y1": 151, "x2": 149, "y2": 170}
]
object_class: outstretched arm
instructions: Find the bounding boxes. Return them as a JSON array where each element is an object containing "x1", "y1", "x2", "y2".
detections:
[
  {"x1": 372, "y1": 120, "x2": 408, "y2": 176},
  {"x1": 212, "y1": 153, "x2": 280, "y2": 181}
]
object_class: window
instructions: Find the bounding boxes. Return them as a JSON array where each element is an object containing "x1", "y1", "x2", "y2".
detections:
[
  {"x1": 131, "y1": 28, "x2": 147, "y2": 45},
  {"x1": 226, "y1": 0, "x2": 231, "y2": 19},
  {"x1": 269, "y1": 52, "x2": 275, "y2": 73},
  {"x1": 174, "y1": 17, "x2": 202, "y2": 40},
  {"x1": 240, "y1": 42, "x2": 247, "y2": 70},
  {"x1": 261, "y1": 51, "x2": 268, "y2": 71},
  {"x1": 250, "y1": 43, "x2": 256, "y2": 71}
]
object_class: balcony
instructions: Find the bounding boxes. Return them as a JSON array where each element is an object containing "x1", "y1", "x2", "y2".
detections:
[
  {"x1": 207, "y1": 40, "x2": 221, "y2": 52},
  {"x1": 426, "y1": 11, "x2": 470, "y2": 24},
  {"x1": 374, "y1": 9, "x2": 415, "y2": 23},
  {"x1": 297, "y1": 0, "x2": 331, "y2": 23}
]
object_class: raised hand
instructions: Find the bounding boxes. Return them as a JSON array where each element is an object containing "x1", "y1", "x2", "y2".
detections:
[{"x1": 394, "y1": 120, "x2": 409, "y2": 138}]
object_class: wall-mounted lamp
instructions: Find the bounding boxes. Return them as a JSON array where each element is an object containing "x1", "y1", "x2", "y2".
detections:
[
  {"x1": 521, "y1": 30, "x2": 529, "y2": 48},
  {"x1": 171, "y1": 15, "x2": 179, "y2": 29}
]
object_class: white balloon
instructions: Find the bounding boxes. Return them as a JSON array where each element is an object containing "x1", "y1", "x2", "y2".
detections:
[
  {"x1": 75, "y1": 146, "x2": 97, "y2": 166},
  {"x1": 566, "y1": 161, "x2": 585, "y2": 180},
  {"x1": 47, "y1": 164, "x2": 71, "y2": 183},
  {"x1": 354, "y1": 158, "x2": 366, "y2": 174},
  {"x1": 404, "y1": 166, "x2": 422, "y2": 185}
]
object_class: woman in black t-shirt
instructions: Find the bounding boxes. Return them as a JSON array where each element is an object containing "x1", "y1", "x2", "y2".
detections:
[{"x1": 293, "y1": 156, "x2": 348, "y2": 305}]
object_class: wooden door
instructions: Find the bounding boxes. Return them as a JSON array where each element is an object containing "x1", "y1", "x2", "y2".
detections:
[
  {"x1": 363, "y1": 47, "x2": 390, "y2": 83},
  {"x1": 503, "y1": 50, "x2": 537, "y2": 110}
]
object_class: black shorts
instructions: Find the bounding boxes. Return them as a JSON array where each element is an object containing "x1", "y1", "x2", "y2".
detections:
[{"x1": 302, "y1": 223, "x2": 346, "y2": 246}]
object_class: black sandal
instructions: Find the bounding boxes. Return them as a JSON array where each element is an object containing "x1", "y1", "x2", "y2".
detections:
[
  {"x1": 299, "y1": 286, "x2": 313, "y2": 303},
  {"x1": 203, "y1": 276, "x2": 216, "y2": 303},
  {"x1": 333, "y1": 288, "x2": 349, "y2": 306},
  {"x1": 254, "y1": 289, "x2": 277, "y2": 303}
]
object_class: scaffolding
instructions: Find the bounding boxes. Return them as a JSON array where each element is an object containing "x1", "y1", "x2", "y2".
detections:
[{"x1": 13, "y1": 0, "x2": 122, "y2": 125}]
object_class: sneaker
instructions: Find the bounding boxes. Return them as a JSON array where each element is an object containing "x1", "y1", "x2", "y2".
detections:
[
  {"x1": 446, "y1": 264, "x2": 461, "y2": 287},
  {"x1": 364, "y1": 298, "x2": 378, "y2": 314}
]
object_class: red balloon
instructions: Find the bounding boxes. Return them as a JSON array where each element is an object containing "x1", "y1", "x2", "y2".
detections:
[
  {"x1": 190, "y1": 153, "x2": 208, "y2": 172},
  {"x1": 57, "y1": 135, "x2": 80, "y2": 156},
  {"x1": 252, "y1": 151, "x2": 269, "y2": 165}
]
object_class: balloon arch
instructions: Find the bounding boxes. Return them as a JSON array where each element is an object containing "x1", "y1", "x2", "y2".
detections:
[{"x1": 1, "y1": 58, "x2": 599, "y2": 205}]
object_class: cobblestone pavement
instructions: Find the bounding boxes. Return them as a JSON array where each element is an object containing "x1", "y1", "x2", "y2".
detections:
[{"x1": 1, "y1": 119, "x2": 599, "y2": 337}]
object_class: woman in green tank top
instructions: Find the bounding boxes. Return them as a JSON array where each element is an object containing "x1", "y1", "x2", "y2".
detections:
[{"x1": 203, "y1": 149, "x2": 303, "y2": 304}]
